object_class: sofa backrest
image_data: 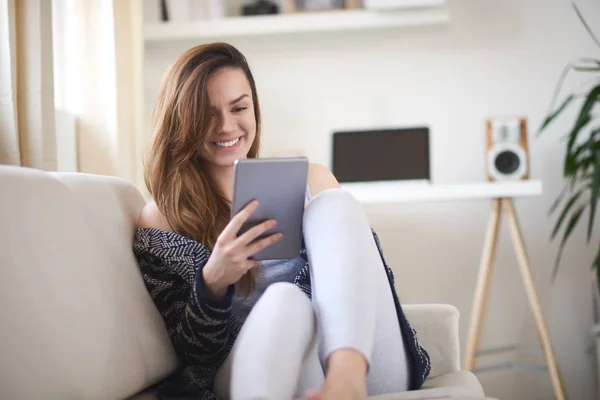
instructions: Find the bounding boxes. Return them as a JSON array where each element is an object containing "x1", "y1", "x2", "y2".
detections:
[{"x1": 0, "y1": 166, "x2": 178, "y2": 399}]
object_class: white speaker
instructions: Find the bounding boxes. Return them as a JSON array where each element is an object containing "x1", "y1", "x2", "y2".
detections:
[{"x1": 486, "y1": 116, "x2": 529, "y2": 181}]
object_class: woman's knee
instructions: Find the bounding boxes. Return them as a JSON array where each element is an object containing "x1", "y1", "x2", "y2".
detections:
[
  {"x1": 309, "y1": 187, "x2": 353, "y2": 203},
  {"x1": 305, "y1": 188, "x2": 362, "y2": 215},
  {"x1": 304, "y1": 188, "x2": 368, "y2": 231},
  {"x1": 260, "y1": 282, "x2": 311, "y2": 311}
]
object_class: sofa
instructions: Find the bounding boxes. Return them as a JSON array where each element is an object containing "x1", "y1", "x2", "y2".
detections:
[{"x1": 0, "y1": 165, "x2": 490, "y2": 400}]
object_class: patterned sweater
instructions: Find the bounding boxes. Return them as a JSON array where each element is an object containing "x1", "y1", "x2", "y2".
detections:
[{"x1": 133, "y1": 227, "x2": 431, "y2": 400}]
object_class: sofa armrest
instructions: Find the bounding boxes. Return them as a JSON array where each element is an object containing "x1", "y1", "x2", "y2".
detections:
[
  {"x1": 403, "y1": 304, "x2": 461, "y2": 379},
  {"x1": 422, "y1": 371, "x2": 484, "y2": 395}
]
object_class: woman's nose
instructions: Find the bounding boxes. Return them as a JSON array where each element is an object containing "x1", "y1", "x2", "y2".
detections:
[{"x1": 218, "y1": 113, "x2": 236, "y2": 134}]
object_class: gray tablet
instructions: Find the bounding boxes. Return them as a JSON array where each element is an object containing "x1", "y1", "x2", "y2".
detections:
[{"x1": 231, "y1": 157, "x2": 309, "y2": 260}]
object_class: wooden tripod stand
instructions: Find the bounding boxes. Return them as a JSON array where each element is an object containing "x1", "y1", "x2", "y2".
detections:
[{"x1": 463, "y1": 197, "x2": 567, "y2": 400}]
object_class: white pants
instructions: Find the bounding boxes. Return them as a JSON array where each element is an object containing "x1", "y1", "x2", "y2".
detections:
[{"x1": 214, "y1": 189, "x2": 410, "y2": 400}]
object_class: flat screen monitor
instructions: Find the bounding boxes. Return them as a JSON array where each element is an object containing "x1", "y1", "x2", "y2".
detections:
[{"x1": 331, "y1": 127, "x2": 430, "y2": 183}]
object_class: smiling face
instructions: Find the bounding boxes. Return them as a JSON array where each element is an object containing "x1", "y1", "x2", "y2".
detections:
[{"x1": 201, "y1": 67, "x2": 257, "y2": 169}]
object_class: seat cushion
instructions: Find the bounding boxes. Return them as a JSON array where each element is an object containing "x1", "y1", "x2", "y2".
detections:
[
  {"x1": 421, "y1": 371, "x2": 484, "y2": 394},
  {"x1": 369, "y1": 371, "x2": 484, "y2": 399},
  {"x1": 370, "y1": 388, "x2": 481, "y2": 400}
]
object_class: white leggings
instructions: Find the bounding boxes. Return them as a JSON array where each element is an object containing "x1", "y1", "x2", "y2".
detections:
[{"x1": 214, "y1": 188, "x2": 410, "y2": 400}]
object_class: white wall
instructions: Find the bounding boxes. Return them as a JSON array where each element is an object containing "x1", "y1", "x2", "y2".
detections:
[{"x1": 143, "y1": 0, "x2": 600, "y2": 398}]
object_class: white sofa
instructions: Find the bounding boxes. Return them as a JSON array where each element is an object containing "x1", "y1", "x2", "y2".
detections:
[{"x1": 0, "y1": 165, "x2": 488, "y2": 400}]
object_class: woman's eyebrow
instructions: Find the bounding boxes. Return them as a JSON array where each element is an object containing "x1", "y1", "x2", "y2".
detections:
[{"x1": 229, "y1": 94, "x2": 249, "y2": 105}]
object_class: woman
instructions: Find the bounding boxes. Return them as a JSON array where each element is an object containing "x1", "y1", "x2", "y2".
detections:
[{"x1": 133, "y1": 42, "x2": 430, "y2": 400}]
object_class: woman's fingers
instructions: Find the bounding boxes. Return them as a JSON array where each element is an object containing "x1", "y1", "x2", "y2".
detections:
[
  {"x1": 243, "y1": 232, "x2": 283, "y2": 258},
  {"x1": 220, "y1": 200, "x2": 259, "y2": 242},
  {"x1": 219, "y1": 199, "x2": 283, "y2": 261},
  {"x1": 236, "y1": 218, "x2": 277, "y2": 246}
]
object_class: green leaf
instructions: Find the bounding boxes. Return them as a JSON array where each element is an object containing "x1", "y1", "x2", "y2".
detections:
[
  {"x1": 539, "y1": 94, "x2": 575, "y2": 133},
  {"x1": 572, "y1": 0, "x2": 600, "y2": 49},
  {"x1": 566, "y1": 114, "x2": 592, "y2": 155},
  {"x1": 538, "y1": 64, "x2": 576, "y2": 136},
  {"x1": 574, "y1": 67, "x2": 600, "y2": 72},
  {"x1": 597, "y1": 258, "x2": 600, "y2": 296},
  {"x1": 593, "y1": 245, "x2": 600, "y2": 293},
  {"x1": 551, "y1": 189, "x2": 585, "y2": 240},
  {"x1": 577, "y1": 155, "x2": 596, "y2": 174},
  {"x1": 579, "y1": 58, "x2": 600, "y2": 66},
  {"x1": 553, "y1": 204, "x2": 586, "y2": 281},
  {"x1": 549, "y1": 184, "x2": 568, "y2": 216},
  {"x1": 588, "y1": 151, "x2": 600, "y2": 242},
  {"x1": 566, "y1": 84, "x2": 600, "y2": 154},
  {"x1": 564, "y1": 151, "x2": 579, "y2": 177},
  {"x1": 568, "y1": 129, "x2": 600, "y2": 178},
  {"x1": 538, "y1": 56, "x2": 599, "y2": 136},
  {"x1": 570, "y1": 141, "x2": 591, "y2": 163}
]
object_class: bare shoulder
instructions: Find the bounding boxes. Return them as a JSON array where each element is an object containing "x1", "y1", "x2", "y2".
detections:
[
  {"x1": 308, "y1": 162, "x2": 340, "y2": 197},
  {"x1": 137, "y1": 201, "x2": 174, "y2": 232}
]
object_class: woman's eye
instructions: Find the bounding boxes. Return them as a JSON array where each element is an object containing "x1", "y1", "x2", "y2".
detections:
[{"x1": 233, "y1": 107, "x2": 247, "y2": 113}]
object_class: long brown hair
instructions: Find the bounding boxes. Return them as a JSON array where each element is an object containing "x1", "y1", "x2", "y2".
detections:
[{"x1": 144, "y1": 43, "x2": 261, "y2": 294}]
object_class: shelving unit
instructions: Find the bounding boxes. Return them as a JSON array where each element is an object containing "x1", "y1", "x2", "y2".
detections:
[{"x1": 144, "y1": 7, "x2": 450, "y2": 42}]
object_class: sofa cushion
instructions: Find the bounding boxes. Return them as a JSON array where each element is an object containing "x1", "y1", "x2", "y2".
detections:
[
  {"x1": 421, "y1": 371, "x2": 484, "y2": 394},
  {"x1": 0, "y1": 166, "x2": 177, "y2": 400},
  {"x1": 403, "y1": 304, "x2": 461, "y2": 379},
  {"x1": 370, "y1": 387, "x2": 481, "y2": 400}
]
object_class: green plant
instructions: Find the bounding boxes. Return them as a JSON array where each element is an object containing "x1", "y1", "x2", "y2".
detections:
[{"x1": 538, "y1": 0, "x2": 600, "y2": 291}]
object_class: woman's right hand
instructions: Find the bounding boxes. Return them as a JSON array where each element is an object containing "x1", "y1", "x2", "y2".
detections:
[{"x1": 202, "y1": 200, "x2": 283, "y2": 298}]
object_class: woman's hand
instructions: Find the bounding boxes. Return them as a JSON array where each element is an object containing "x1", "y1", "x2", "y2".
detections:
[{"x1": 202, "y1": 200, "x2": 283, "y2": 298}]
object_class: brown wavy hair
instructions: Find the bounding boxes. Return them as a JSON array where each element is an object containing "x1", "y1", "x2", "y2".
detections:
[{"x1": 144, "y1": 43, "x2": 261, "y2": 294}]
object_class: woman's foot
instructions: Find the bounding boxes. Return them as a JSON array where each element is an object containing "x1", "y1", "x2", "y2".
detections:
[{"x1": 303, "y1": 349, "x2": 368, "y2": 400}]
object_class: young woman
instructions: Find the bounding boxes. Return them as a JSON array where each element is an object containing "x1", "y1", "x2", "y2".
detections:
[{"x1": 133, "y1": 42, "x2": 430, "y2": 400}]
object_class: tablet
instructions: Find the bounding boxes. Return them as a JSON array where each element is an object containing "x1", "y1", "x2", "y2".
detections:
[{"x1": 231, "y1": 157, "x2": 309, "y2": 260}]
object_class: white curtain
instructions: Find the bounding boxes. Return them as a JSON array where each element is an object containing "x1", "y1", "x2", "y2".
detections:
[
  {"x1": 52, "y1": 0, "x2": 144, "y2": 184},
  {"x1": 1, "y1": 0, "x2": 143, "y2": 183},
  {"x1": 0, "y1": 0, "x2": 57, "y2": 170}
]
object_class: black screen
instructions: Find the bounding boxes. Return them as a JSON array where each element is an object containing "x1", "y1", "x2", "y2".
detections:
[{"x1": 332, "y1": 127, "x2": 430, "y2": 183}]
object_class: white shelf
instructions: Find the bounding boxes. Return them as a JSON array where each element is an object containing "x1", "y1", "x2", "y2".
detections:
[
  {"x1": 341, "y1": 180, "x2": 543, "y2": 204},
  {"x1": 144, "y1": 8, "x2": 450, "y2": 42}
]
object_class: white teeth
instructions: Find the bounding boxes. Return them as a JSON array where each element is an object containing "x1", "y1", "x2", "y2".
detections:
[{"x1": 215, "y1": 137, "x2": 240, "y2": 148}]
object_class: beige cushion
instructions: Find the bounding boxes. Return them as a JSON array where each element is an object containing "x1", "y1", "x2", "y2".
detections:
[
  {"x1": 422, "y1": 371, "x2": 484, "y2": 394},
  {"x1": 404, "y1": 304, "x2": 462, "y2": 379},
  {"x1": 0, "y1": 166, "x2": 177, "y2": 400},
  {"x1": 370, "y1": 371, "x2": 486, "y2": 399}
]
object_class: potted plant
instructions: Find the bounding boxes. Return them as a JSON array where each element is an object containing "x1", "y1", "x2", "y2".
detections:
[{"x1": 537, "y1": 0, "x2": 600, "y2": 394}]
